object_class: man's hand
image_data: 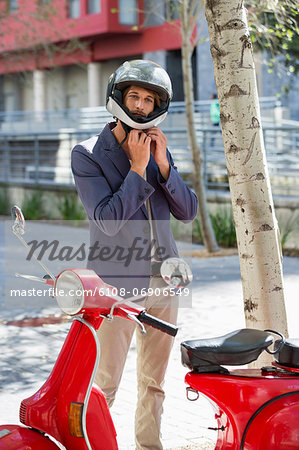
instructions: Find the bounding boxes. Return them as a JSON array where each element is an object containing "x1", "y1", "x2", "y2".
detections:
[
  {"x1": 146, "y1": 127, "x2": 170, "y2": 180},
  {"x1": 128, "y1": 130, "x2": 151, "y2": 177}
]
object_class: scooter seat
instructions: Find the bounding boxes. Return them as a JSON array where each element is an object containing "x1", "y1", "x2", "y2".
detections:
[
  {"x1": 275, "y1": 338, "x2": 299, "y2": 368},
  {"x1": 181, "y1": 329, "x2": 273, "y2": 373}
]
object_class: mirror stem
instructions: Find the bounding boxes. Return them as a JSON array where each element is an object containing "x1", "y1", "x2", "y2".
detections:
[{"x1": 14, "y1": 233, "x2": 56, "y2": 281}]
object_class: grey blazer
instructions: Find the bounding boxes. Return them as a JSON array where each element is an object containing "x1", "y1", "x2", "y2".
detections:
[{"x1": 71, "y1": 123, "x2": 198, "y2": 295}]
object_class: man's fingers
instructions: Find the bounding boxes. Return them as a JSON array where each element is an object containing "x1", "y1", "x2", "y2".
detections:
[
  {"x1": 138, "y1": 132, "x2": 151, "y2": 145},
  {"x1": 147, "y1": 128, "x2": 166, "y2": 142},
  {"x1": 128, "y1": 130, "x2": 138, "y2": 143},
  {"x1": 128, "y1": 130, "x2": 151, "y2": 152},
  {"x1": 130, "y1": 130, "x2": 147, "y2": 140}
]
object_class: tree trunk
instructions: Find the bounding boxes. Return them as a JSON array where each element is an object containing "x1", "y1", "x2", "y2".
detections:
[
  {"x1": 180, "y1": 1, "x2": 219, "y2": 253},
  {"x1": 204, "y1": 0, "x2": 288, "y2": 345}
]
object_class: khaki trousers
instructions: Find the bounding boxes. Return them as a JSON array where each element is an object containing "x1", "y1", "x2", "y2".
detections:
[{"x1": 95, "y1": 277, "x2": 178, "y2": 450}]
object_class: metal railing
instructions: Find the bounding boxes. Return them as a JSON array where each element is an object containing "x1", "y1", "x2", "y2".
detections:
[
  {"x1": 1, "y1": 123, "x2": 299, "y2": 197},
  {"x1": 0, "y1": 97, "x2": 281, "y2": 134}
]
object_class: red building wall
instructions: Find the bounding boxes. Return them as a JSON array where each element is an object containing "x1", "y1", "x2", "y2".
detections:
[{"x1": 0, "y1": 0, "x2": 182, "y2": 74}]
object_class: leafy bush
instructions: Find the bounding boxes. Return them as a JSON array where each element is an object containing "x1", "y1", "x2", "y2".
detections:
[
  {"x1": 194, "y1": 208, "x2": 299, "y2": 251},
  {"x1": 277, "y1": 212, "x2": 299, "y2": 249},
  {"x1": 21, "y1": 190, "x2": 45, "y2": 220},
  {"x1": 193, "y1": 216, "x2": 203, "y2": 244},
  {"x1": 0, "y1": 187, "x2": 10, "y2": 215},
  {"x1": 210, "y1": 207, "x2": 237, "y2": 248},
  {"x1": 57, "y1": 192, "x2": 86, "y2": 221},
  {"x1": 193, "y1": 207, "x2": 237, "y2": 248}
]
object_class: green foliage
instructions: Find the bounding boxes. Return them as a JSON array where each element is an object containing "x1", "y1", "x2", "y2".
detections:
[
  {"x1": 21, "y1": 190, "x2": 45, "y2": 220},
  {"x1": 57, "y1": 192, "x2": 86, "y2": 221},
  {"x1": 210, "y1": 208, "x2": 237, "y2": 248},
  {"x1": 0, "y1": 187, "x2": 10, "y2": 215},
  {"x1": 193, "y1": 216, "x2": 203, "y2": 243},
  {"x1": 193, "y1": 207, "x2": 237, "y2": 248},
  {"x1": 277, "y1": 212, "x2": 299, "y2": 249},
  {"x1": 247, "y1": 0, "x2": 299, "y2": 78},
  {"x1": 192, "y1": 208, "x2": 299, "y2": 251}
]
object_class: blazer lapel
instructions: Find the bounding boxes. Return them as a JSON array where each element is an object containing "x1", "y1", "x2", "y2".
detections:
[
  {"x1": 105, "y1": 148, "x2": 131, "y2": 179},
  {"x1": 98, "y1": 123, "x2": 131, "y2": 179}
]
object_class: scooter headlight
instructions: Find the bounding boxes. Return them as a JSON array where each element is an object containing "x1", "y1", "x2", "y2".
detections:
[{"x1": 55, "y1": 270, "x2": 84, "y2": 315}]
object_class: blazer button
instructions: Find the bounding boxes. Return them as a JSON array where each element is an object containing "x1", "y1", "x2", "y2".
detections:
[
  {"x1": 144, "y1": 188, "x2": 151, "y2": 194},
  {"x1": 138, "y1": 195, "x2": 144, "y2": 201},
  {"x1": 171, "y1": 189, "x2": 175, "y2": 194},
  {"x1": 168, "y1": 183, "x2": 171, "y2": 189}
]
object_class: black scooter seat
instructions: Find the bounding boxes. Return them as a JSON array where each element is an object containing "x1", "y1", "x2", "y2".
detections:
[{"x1": 181, "y1": 329, "x2": 274, "y2": 373}]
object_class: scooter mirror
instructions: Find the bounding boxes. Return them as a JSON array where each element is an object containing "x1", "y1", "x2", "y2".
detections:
[
  {"x1": 160, "y1": 257, "x2": 193, "y2": 287},
  {"x1": 11, "y1": 205, "x2": 26, "y2": 237},
  {"x1": 10, "y1": 205, "x2": 55, "y2": 281}
]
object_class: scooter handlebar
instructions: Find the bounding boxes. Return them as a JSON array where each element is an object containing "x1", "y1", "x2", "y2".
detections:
[{"x1": 137, "y1": 311, "x2": 178, "y2": 337}]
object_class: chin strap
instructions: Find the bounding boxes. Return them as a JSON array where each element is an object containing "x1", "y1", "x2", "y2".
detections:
[{"x1": 119, "y1": 121, "x2": 132, "y2": 148}]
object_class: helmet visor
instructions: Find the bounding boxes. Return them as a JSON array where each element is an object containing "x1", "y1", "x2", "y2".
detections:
[{"x1": 114, "y1": 60, "x2": 172, "y2": 102}]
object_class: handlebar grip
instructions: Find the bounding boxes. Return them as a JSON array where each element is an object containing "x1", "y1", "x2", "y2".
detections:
[{"x1": 137, "y1": 311, "x2": 178, "y2": 337}]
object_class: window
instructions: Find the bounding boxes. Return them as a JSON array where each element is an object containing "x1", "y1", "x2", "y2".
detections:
[
  {"x1": 88, "y1": 0, "x2": 100, "y2": 14},
  {"x1": 69, "y1": 0, "x2": 80, "y2": 18},
  {"x1": 119, "y1": 0, "x2": 137, "y2": 26},
  {"x1": 9, "y1": 0, "x2": 18, "y2": 12},
  {"x1": 166, "y1": 49, "x2": 198, "y2": 101},
  {"x1": 37, "y1": 0, "x2": 51, "y2": 6},
  {"x1": 165, "y1": 0, "x2": 179, "y2": 21}
]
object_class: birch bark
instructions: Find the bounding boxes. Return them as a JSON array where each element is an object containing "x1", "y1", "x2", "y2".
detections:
[{"x1": 204, "y1": 0, "x2": 288, "y2": 339}]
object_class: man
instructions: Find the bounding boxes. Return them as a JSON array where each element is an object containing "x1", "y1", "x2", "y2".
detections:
[{"x1": 71, "y1": 59, "x2": 197, "y2": 449}]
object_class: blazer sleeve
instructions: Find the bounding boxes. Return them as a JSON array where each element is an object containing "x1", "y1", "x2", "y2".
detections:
[
  {"x1": 157, "y1": 151, "x2": 198, "y2": 222},
  {"x1": 71, "y1": 146, "x2": 155, "y2": 236}
]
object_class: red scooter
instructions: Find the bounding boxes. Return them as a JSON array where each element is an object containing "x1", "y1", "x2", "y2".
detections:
[
  {"x1": 181, "y1": 328, "x2": 299, "y2": 449},
  {"x1": 0, "y1": 207, "x2": 185, "y2": 449}
]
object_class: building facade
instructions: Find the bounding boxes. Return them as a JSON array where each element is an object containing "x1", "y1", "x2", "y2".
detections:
[
  {"x1": 0, "y1": 0, "x2": 197, "y2": 114},
  {"x1": 0, "y1": 0, "x2": 297, "y2": 119}
]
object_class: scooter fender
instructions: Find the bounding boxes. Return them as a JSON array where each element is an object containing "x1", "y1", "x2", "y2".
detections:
[
  {"x1": 20, "y1": 317, "x2": 118, "y2": 449},
  {"x1": 186, "y1": 371, "x2": 299, "y2": 450},
  {"x1": 0, "y1": 425, "x2": 59, "y2": 449},
  {"x1": 55, "y1": 317, "x2": 118, "y2": 449},
  {"x1": 242, "y1": 392, "x2": 299, "y2": 449}
]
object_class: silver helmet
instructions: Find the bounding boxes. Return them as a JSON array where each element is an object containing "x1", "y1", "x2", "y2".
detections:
[{"x1": 106, "y1": 59, "x2": 173, "y2": 130}]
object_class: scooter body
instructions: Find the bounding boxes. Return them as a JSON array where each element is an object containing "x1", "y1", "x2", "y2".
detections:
[
  {"x1": 0, "y1": 425, "x2": 59, "y2": 449},
  {"x1": 0, "y1": 313, "x2": 118, "y2": 449},
  {"x1": 0, "y1": 263, "x2": 178, "y2": 450},
  {"x1": 182, "y1": 329, "x2": 299, "y2": 450}
]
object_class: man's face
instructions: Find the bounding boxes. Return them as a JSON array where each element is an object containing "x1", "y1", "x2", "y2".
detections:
[{"x1": 123, "y1": 85, "x2": 155, "y2": 118}]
